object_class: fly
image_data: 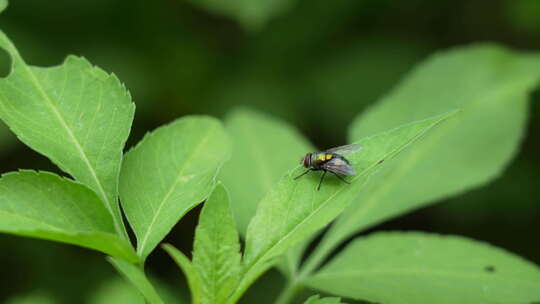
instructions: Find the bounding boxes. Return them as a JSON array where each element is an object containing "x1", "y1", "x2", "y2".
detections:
[{"x1": 294, "y1": 144, "x2": 362, "y2": 191}]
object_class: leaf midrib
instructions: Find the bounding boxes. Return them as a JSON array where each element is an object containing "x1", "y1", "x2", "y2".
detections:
[
  {"x1": 197, "y1": 207, "x2": 223, "y2": 303},
  {"x1": 246, "y1": 162, "x2": 370, "y2": 268},
  {"x1": 0, "y1": 210, "x2": 66, "y2": 231},
  {"x1": 0, "y1": 209, "x2": 109, "y2": 234},
  {"x1": 312, "y1": 269, "x2": 539, "y2": 286},
  {"x1": 15, "y1": 56, "x2": 114, "y2": 224}
]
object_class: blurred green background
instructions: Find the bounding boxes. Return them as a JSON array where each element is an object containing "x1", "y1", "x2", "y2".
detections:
[{"x1": 0, "y1": 0, "x2": 539, "y2": 303}]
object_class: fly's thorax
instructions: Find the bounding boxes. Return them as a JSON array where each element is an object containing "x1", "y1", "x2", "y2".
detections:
[{"x1": 312, "y1": 152, "x2": 334, "y2": 165}]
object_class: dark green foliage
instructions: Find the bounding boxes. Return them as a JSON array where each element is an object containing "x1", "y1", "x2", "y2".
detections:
[{"x1": 0, "y1": 1, "x2": 539, "y2": 303}]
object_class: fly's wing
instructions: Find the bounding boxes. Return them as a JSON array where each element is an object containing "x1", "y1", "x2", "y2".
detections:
[
  {"x1": 324, "y1": 144, "x2": 362, "y2": 156},
  {"x1": 321, "y1": 157, "x2": 356, "y2": 176}
]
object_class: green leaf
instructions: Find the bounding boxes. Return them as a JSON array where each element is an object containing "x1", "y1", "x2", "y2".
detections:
[
  {"x1": 189, "y1": 0, "x2": 296, "y2": 31},
  {"x1": 227, "y1": 111, "x2": 456, "y2": 303},
  {"x1": 163, "y1": 244, "x2": 202, "y2": 304},
  {"x1": 108, "y1": 258, "x2": 164, "y2": 304},
  {"x1": 306, "y1": 44, "x2": 540, "y2": 274},
  {"x1": 221, "y1": 108, "x2": 315, "y2": 235},
  {"x1": 192, "y1": 183, "x2": 242, "y2": 304},
  {"x1": 0, "y1": 0, "x2": 7, "y2": 14},
  {"x1": 0, "y1": 31, "x2": 135, "y2": 238},
  {"x1": 164, "y1": 185, "x2": 241, "y2": 304},
  {"x1": 0, "y1": 170, "x2": 137, "y2": 262},
  {"x1": 220, "y1": 108, "x2": 315, "y2": 279},
  {"x1": 304, "y1": 295, "x2": 346, "y2": 304},
  {"x1": 120, "y1": 116, "x2": 230, "y2": 259},
  {"x1": 306, "y1": 232, "x2": 540, "y2": 304}
]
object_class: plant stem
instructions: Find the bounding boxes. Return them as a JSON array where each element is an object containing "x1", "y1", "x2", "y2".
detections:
[
  {"x1": 297, "y1": 234, "x2": 340, "y2": 281},
  {"x1": 274, "y1": 235, "x2": 341, "y2": 304},
  {"x1": 275, "y1": 281, "x2": 301, "y2": 304}
]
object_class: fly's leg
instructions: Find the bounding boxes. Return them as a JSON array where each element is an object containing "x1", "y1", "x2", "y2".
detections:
[
  {"x1": 294, "y1": 168, "x2": 313, "y2": 180},
  {"x1": 317, "y1": 171, "x2": 327, "y2": 191},
  {"x1": 332, "y1": 172, "x2": 351, "y2": 184}
]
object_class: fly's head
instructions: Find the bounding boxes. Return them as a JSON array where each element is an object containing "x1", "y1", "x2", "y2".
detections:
[{"x1": 301, "y1": 153, "x2": 312, "y2": 168}]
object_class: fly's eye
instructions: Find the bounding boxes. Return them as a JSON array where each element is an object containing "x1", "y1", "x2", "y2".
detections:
[{"x1": 301, "y1": 154, "x2": 311, "y2": 167}]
